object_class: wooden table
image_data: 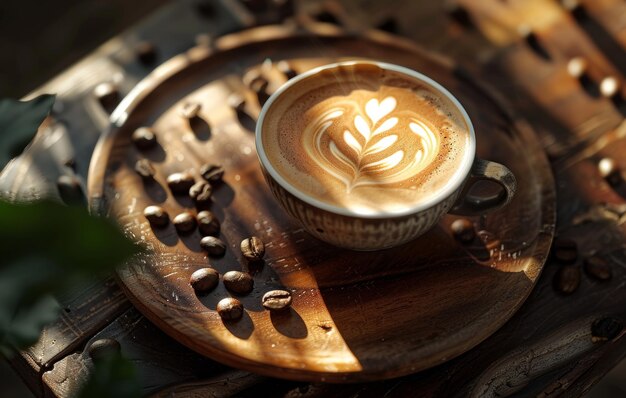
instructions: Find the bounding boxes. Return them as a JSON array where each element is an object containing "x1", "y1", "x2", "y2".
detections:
[{"x1": 2, "y1": 0, "x2": 625, "y2": 396}]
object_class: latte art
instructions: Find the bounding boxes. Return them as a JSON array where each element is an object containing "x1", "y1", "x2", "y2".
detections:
[
  {"x1": 303, "y1": 96, "x2": 440, "y2": 192},
  {"x1": 261, "y1": 63, "x2": 470, "y2": 214}
]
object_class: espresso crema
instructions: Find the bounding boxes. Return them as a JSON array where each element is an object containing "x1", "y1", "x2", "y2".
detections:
[{"x1": 261, "y1": 63, "x2": 471, "y2": 214}]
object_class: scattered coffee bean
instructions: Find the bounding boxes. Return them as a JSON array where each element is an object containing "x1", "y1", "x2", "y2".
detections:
[
  {"x1": 132, "y1": 127, "x2": 157, "y2": 149},
  {"x1": 450, "y1": 219, "x2": 475, "y2": 243},
  {"x1": 553, "y1": 266, "x2": 580, "y2": 294},
  {"x1": 200, "y1": 164, "x2": 224, "y2": 183},
  {"x1": 216, "y1": 298, "x2": 243, "y2": 321},
  {"x1": 136, "y1": 41, "x2": 158, "y2": 65},
  {"x1": 94, "y1": 82, "x2": 119, "y2": 111},
  {"x1": 262, "y1": 290, "x2": 292, "y2": 311},
  {"x1": 134, "y1": 158, "x2": 156, "y2": 179},
  {"x1": 88, "y1": 338, "x2": 121, "y2": 361},
  {"x1": 251, "y1": 79, "x2": 270, "y2": 106},
  {"x1": 200, "y1": 236, "x2": 226, "y2": 257},
  {"x1": 598, "y1": 158, "x2": 621, "y2": 186},
  {"x1": 167, "y1": 172, "x2": 195, "y2": 194},
  {"x1": 181, "y1": 102, "x2": 201, "y2": 119},
  {"x1": 197, "y1": 210, "x2": 220, "y2": 236},
  {"x1": 600, "y1": 76, "x2": 620, "y2": 98},
  {"x1": 446, "y1": 3, "x2": 472, "y2": 27},
  {"x1": 57, "y1": 175, "x2": 86, "y2": 206},
  {"x1": 567, "y1": 57, "x2": 587, "y2": 79},
  {"x1": 591, "y1": 317, "x2": 623, "y2": 342},
  {"x1": 223, "y1": 271, "x2": 254, "y2": 294},
  {"x1": 189, "y1": 181, "x2": 212, "y2": 205},
  {"x1": 584, "y1": 255, "x2": 612, "y2": 281},
  {"x1": 228, "y1": 93, "x2": 246, "y2": 112},
  {"x1": 190, "y1": 268, "x2": 219, "y2": 293},
  {"x1": 173, "y1": 212, "x2": 196, "y2": 233},
  {"x1": 241, "y1": 236, "x2": 265, "y2": 262},
  {"x1": 144, "y1": 205, "x2": 169, "y2": 227},
  {"x1": 552, "y1": 238, "x2": 578, "y2": 264},
  {"x1": 277, "y1": 60, "x2": 297, "y2": 79}
]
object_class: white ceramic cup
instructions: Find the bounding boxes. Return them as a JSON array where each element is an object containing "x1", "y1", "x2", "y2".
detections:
[{"x1": 256, "y1": 61, "x2": 516, "y2": 251}]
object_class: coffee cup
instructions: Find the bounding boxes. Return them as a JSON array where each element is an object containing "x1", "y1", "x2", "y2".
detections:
[{"x1": 255, "y1": 61, "x2": 516, "y2": 250}]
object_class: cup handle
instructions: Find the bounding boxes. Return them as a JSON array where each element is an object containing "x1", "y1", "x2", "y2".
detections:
[{"x1": 450, "y1": 159, "x2": 517, "y2": 216}]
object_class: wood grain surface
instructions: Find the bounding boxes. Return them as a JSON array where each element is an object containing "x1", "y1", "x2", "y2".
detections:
[{"x1": 87, "y1": 24, "x2": 555, "y2": 382}]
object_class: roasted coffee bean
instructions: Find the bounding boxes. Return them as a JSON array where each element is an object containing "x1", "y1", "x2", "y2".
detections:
[
  {"x1": 598, "y1": 158, "x2": 621, "y2": 186},
  {"x1": 600, "y1": 76, "x2": 620, "y2": 98},
  {"x1": 591, "y1": 317, "x2": 623, "y2": 342},
  {"x1": 197, "y1": 210, "x2": 220, "y2": 236},
  {"x1": 131, "y1": 127, "x2": 157, "y2": 149},
  {"x1": 173, "y1": 212, "x2": 196, "y2": 233},
  {"x1": 200, "y1": 164, "x2": 224, "y2": 183},
  {"x1": 277, "y1": 60, "x2": 297, "y2": 79},
  {"x1": 167, "y1": 172, "x2": 195, "y2": 194},
  {"x1": 134, "y1": 158, "x2": 156, "y2": 179},
  {"x1": 223, "y1": 271, "x2": 254, "y2": 294},
  {"x1": 190, "y1": 268, "x2": 219, "y2": 293},
  {"x1": 216, "y1": 298, "x2": 243, "y2": 321},
  {"x1": 251, "y1": 79, "x2": 270, "y2": 106},
  {"x1": 88, "y1": 338, "x2": 121, "y2": 361},
  {"x1": 450, "y1": 219, "x2": 475, "y2": 243},
  {"x1": 144, "y1": 205, "x2": 169, "y2": 227},
  {"x1": 181, "y1": 102, "x2": 201, "y2": 119},
  {"x1": 200, "y1": 236, "x2": 226, "y2": 257},
  {"x1": 553, "y1": 266, "x2": 580, "y2": 294},
  {"x1": 552, "y1": 238, "x2": 578, "y2": 264},
  {"x1": 241, "y1": 236, "x2": 265, "y2": 262},
  {"x1": 584, "y1": 255, "x2": 612, "y2": 281},
  {"x1": 57, "y1": 175, "x2": 86, "y2": 206},
  {"x1": 94, "y1": 82, "x2": 119, "y2": 111},
  {"x1": 136, "y1": 41, "x2": 157, "y2": 65},
  {"x1": 262, "y1": 290, "x2": 292, "y2": 311},
  {"x1": 189, "y1": 181, "x2": 212, "y2": 205}
]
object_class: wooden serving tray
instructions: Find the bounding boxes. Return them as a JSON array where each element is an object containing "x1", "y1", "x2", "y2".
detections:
[{"x1": 88, "y1": 24, "x2": 555, "y2": 382}]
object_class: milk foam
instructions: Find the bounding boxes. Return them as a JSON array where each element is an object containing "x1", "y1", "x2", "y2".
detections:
[{"x1": 262, "y1": 63, "x2": 470, "y2": 214}]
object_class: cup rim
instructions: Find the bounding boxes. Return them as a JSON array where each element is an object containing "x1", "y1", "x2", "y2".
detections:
[{"x1": 255, "y1": 60, "x2": 476, "y2": 219}]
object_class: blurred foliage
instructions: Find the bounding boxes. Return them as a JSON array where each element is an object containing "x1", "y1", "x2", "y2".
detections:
[
  {"x1": 0, "y1": 96, "x2": 142, "y2": 396},
  {"x1": 0, "y1": 94, "x2": 55, "y2": 169},
  {"x1": 78, "y1": 350, "x2": 141, "y2": 398}
]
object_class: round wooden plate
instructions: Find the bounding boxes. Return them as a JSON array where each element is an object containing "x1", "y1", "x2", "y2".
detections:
[{"x1": 88, "y1": 24, "x2": 555, "y2": 382}]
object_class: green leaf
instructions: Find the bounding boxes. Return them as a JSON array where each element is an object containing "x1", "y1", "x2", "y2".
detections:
[
  {"x1": 78, "y1": 352, "x2": 141, "y2": 398},
  {"x1": 0, "y1": 94, "x2": 55, "y2": 169},
  {"x1": 0, "y1": 200, "x2": 140, "y2": 356}
]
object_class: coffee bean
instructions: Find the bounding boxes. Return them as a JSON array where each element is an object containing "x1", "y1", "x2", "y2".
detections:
[
  {"x1": 173, "y1": 212, "x2": 196, "y2": 233},
  {"x1": 223, "y1": 271, "x2": 254, "y2": 294},
  {"x1": 228, "y1": 94, "x2": 246, "y2": 112},
  {"x1": 136, "y1": 41, "x2": 158, "y2": 65},
  {"x1": 131, "y1": 127, "x2": 156, "y2": 149},
  {"x1": 190, "y1": 268, "x2": 219, "y2": 293},
  {"x1": 181, "y1": 102, "x2": 201, "y2": 119},
  {"x1": 200, "y1": 236, "x2": 226, "y2": 257},
  {"x1": 584, "y1": 255, "x2": 612, "y2": 281},
  {"x1": 600, "y1": 76, "x2": 620, "y2": 99},
  {"x1": 134, "y1": 158, "x2": 155, "y2": 179},
  {"x1": 276, "y1": 60, "x2": 297, "y2": 79},
  {"x1": 241, "y1": 237, "x2": 265, "y2": 262},
  {"x1": 144, "y1": 205, "x2": 169, "y2": 227},
  {"x1": 553, "y1": 266, "x2": 580, "y2": 294},
  {"x1": 450, "y1": 219, "x2": 475, "y2": 243},
  {"x1": 552, "y1": 238, "x2": 578, "y2": 264},
  {"x1": 216, "y1": 298, "x2": 243, "y2": 321},
  {"x1": 262, "y1": 290, "x2": 292, "y2": 311},
  {"x1": 598, "y1": 158, "x2": 621, "y2": 186},
  {"x1": 167, "y1": 172, "x2": 195, "y2": 194},
  {"x1": 94, "y1": 82, "x2": 119, "y2": 112},
  {"x1": 88, "y1": 338, "x2": 121, "y2": 362},
  {"x1": 591, "y1": 317, "x2": 623, "y2": 342},
  {"x1": 200, "y1": 164, "x2": 224, "y2": 183},
  {"x1": 197, "y1": 210, "x2": 220, "y2": 236},
  {"x1": 189, "y1": 181, "x2": 212, "y2": 205},
  {"x1": 251, "y1": 79, "x2": 270, "y2": 106},
  {"x1": 57, "y1": 175, "x2": 86, "y2": 206}
]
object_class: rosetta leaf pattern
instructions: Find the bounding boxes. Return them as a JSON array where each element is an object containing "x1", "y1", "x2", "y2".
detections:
[{"x1": 303, "y1": 96, "x2": 440, "y2": 192}]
